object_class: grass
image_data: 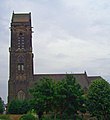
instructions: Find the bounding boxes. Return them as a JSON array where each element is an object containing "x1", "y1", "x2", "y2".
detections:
[
  {"x1": 0, "y1": 114, "x2": 10, "y2": 120},
  {"x1": 0, "y1": 115, "x2": 22, "y2": 120}
]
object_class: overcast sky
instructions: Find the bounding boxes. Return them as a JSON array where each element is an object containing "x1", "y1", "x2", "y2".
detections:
[{"x1": 1, "y1": 0, "x2": 110, "y2": 103}]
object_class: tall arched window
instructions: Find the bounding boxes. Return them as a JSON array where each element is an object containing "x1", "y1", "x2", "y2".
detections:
[{"x1": 17, "y1": 90, "x2": 25, "y2": 100}]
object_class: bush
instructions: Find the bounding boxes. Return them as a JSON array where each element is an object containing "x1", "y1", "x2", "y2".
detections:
[
  {"x1": 7, "y1": 100, "x2": 31, "y2": 114},
  {"x1": 19, "y1": 114, "x2": 36, "y2": 120}
]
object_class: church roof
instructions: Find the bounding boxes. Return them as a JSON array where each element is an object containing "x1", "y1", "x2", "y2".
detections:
[
  {"x1": 12, "y1": 12, "x2": 31, "y2": 23},
  {"x1": 33, "y1": 73, "x2": 101, "y2": 89},
  {"x1": 33, "y1": 73, "x2": 89, "y2": 88}
]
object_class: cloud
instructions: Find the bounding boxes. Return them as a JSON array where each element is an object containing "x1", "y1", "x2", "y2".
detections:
[{"x1": 35, "y1": 25, "x2": 110, "y2": 76}]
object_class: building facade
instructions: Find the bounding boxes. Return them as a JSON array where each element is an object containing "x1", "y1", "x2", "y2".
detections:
[{"x1": 8, "y1": 12, "x2": 101, "y2": 103}]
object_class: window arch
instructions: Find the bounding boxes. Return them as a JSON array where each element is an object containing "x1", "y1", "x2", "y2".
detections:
[{"x1": 17, "y1": 90, "x2": 25, "y2": 100}]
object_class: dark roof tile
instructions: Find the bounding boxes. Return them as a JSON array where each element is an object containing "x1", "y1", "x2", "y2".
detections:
[{"x1": 33, "y1": 73, "x2": 89, "y2": 88}]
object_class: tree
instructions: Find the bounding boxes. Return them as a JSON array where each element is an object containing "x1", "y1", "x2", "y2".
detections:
[
  {"x1": 7, "y1": 99, "x2": 31, "y2": 114},
  {"x1": 86, "y1": 78, "x2": 110, "y2": 120},
  {"x1": 54, "y1": 74, "x2": 85, "y2": 119},
  {"x1": 30, "y1": 77, "x2": 55, "y2": 119},
  {"x1": 30, "y1": 75, "x2": 85, "y2": 120},
  {"x1": 0, "y1": 97, "x2": 4, "y2": 114}
]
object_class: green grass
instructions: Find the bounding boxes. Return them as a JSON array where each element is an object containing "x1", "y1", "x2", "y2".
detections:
[{"x1": 0, "y1": 115, "x2": 11, "y2": 120}]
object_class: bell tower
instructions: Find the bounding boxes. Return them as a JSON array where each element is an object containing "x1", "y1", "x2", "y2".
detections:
[{"x1": 8, "y1": 12, "x2": 34, "y2": 103}]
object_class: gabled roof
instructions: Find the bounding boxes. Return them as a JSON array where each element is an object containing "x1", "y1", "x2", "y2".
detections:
[
  {"x1": 33, "y1": 73, "x2": 102, "y2": 89},
  {"x1": 33, "y1": 73, "x2": 89, "y2": 88}
]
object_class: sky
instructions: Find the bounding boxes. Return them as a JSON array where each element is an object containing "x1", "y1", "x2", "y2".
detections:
[{"x1": 1, "y1": 0, "x2": 110, "y2": 103}]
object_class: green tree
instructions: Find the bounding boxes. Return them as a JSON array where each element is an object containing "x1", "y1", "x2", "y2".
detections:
[
  {"x1": 30, "y1": 75, "x2": 85, "y2": 120},
  {"x1": 7, "y1": 99, "x2": 30, "y2": 114},
  {"x1": 54, "y1": 74, "x2": 85, "y2": 119},
  {"x1": 20, "y1": 100, "x2": 31, "y2": 114},
  {"x1": 0, "y1": 97, "x2": 4, "y2": 114},
  {"x1": 86, "y1": 78, "x2": 110, "y2": 120},
  {"x1": 30, "y1": 77, "x2": 55, "y2": 119}
]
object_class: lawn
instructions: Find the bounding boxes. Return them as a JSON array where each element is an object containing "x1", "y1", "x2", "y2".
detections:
[{"x1": 0, "y1": 115, "x2": 21, "y2": 120}]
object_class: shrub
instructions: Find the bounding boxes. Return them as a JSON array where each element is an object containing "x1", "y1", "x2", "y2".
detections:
[
  {"x1": 7, "y1": 100, "x2": 31, "y2": 114},
  {"x1": 19, "y1": 114, "x2": 36, "y2": 120}
]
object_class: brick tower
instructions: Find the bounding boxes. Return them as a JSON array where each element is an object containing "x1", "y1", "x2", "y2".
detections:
[{"x1": 8, "y1": 12, "x2": 33, "y2": 103}]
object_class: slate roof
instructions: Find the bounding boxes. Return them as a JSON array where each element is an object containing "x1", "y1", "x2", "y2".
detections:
[
  {"x1": 34, "y1": 73, "x2": 89, "y2": 88},
  {"x1": 33, "y1": 72, "x2": 101, "y2": 89}
]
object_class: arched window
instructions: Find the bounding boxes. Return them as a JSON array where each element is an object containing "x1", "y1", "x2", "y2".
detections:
[
  {"x1": 18, "y1": 64, "x2": 20, "y2": 71},
  {"x1": 17, "y1": 90, "x2": 25, "y2": 100}
]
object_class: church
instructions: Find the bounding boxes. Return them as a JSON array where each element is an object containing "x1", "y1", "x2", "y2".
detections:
[{"x1": 8, "y1": 12, "x2": 101, "y2": 103}]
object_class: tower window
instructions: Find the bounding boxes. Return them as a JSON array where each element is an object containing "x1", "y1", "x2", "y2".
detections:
[
  {"x1": 21, "y1": 64, "x2": 24, "y2": 71},
  {"x1": 18, "y1": 65, "x2": 20, "y2": 71},
  {"x1": 17, "y1": 63, "x2": 24, "y2": 71}
]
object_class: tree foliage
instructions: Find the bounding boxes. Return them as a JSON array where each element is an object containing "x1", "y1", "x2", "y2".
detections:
[
  {"x1": 86, "y1": 78, "x2": 110, "y2": 120},
  {"x1": 54, "y1": 74, "x2": 85, "y2": 119},
  {"x1": 30, "y1": 77, "x2": 55, "y2": 119},
  {"x1": 30, "y1": 74, "x2": 85, "y2": 119},
  {"x1": 7, "y1": 99, "x2": 31, "y2": 114},
  {"x1": 0, "y1": 97, "x2": 4, "y2": 114},
  {"x1": 19, "y1": 113, "x2": 36, "y2": 120}
]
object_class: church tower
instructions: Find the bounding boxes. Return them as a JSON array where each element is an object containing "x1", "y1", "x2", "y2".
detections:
[{"x1": 8, "y1": 12, "x2": 33, "y2": 103}]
